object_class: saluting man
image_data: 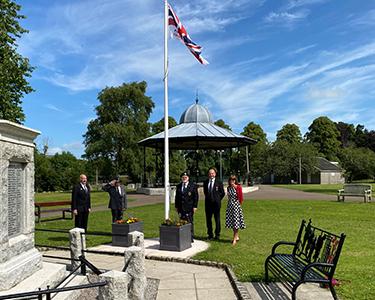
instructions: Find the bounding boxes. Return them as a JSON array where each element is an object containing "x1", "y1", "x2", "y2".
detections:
[{"x1": 175, "y1": 171, "x2": 199, "y2": 242}]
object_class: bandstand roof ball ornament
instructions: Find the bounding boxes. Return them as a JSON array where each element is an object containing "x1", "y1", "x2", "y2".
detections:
[{"x1": 139, "y1": 99, "x2": 256, "y2": 150}]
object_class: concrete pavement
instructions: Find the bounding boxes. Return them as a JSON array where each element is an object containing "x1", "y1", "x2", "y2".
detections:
[{"x1": 41, "y1": 236, "x2": 335, "y2": 300}]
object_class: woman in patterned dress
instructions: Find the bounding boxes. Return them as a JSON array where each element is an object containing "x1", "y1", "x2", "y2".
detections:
[{"x1": 225, "y1": 175, "x2": 246, "y2": 245}]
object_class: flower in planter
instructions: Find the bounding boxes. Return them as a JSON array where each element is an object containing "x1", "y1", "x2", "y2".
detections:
[
  {"x1": 162, "y1": 218, "x2": 189, "y2": 227},
  {"x1": 115, "y1": 217, "x2": 140, "y2": 224}
]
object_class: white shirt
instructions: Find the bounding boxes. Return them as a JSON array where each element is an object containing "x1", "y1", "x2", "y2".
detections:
[
  {"x1": 209, "y1": 178, "x2": 215, "y2": 191},
  {"x1": 182, "y1": 182, "x2": 188, "y2": 192}
]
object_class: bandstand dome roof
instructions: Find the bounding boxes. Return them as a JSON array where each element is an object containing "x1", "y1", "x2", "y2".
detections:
[
  {"x1": 138, "y1": 99, "x2": 256, "y2": 150},
  {"x1": 179, "y1": 102, "x2": 213, "y2": 124}
]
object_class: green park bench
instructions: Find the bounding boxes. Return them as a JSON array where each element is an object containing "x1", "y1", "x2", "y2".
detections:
[
  {"x1": 265, "y1": 219, "x2": 346, "y2": 300},
  {"x1": 337, "y1": 184, "x2": 372, "y2": 203}
]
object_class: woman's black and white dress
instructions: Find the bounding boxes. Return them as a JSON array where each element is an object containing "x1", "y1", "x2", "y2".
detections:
[{"x1": 225, "y1": 186, "x2": 246, "y2": 229}]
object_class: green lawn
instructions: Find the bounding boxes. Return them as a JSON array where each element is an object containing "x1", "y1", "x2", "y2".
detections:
[
  {"x1": 35, "y1": 191, "x2": 135, "y2": 207},
  {"x1": 35, "y1": 199, "x2": 375, "y2": 300}
]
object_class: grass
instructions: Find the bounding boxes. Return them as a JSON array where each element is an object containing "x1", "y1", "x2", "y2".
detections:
[
  {"x1": 35, "y1": 191, "x2": 135, "y2": 208},
  {"x1": 35, "y1": 199, "x2": 375, "y2": 300}
]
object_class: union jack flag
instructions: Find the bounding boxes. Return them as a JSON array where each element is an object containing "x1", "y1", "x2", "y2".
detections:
[{"x1": 168, "y1": 3, "x2": 209, "y2": 65}]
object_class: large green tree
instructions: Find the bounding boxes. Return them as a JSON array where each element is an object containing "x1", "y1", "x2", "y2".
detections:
[
  {"x1": 266, "y1": 141, "x2": 318, "y2": 183},
  {"x1": 305, "y1": 116, "x2": 340, "y2": 160},
  {"x1": 336, "y1": 122, "x2": 355, "y2": 148},
  {"x1": 84, "y1": 82, "x2": 154, "y2": 181},
  {"x1": 276, "y1": 123, "x2": 302, "y2": 144},
  {"x1": 338, "y1": 147, "x2": 375, "y2": 182},
  {"x1": 0, "y1": 0, "x2": 34, "y2": 123},
  {"x1": 241, "y1": 122, "x2": 269, "y2": 182}
]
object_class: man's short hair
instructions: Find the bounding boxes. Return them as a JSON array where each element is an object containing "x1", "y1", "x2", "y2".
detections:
[{"x1": 208, "y1": 167, "x2": 217, "y2": 174}]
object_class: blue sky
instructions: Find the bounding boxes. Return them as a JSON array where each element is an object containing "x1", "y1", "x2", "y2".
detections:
[{"x1": 17, "y1": 0, "x2": 375, "y2": 157}]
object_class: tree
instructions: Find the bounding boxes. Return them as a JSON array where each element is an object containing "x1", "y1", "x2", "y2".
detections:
[
  {"x1": 84, "y1": 82, "x2": 154, "y2": 181},
  {"x1": 305, "y1": 116, "x2": 340, "y2": 160},
  {"x1": 214, "y1": 119, "x2": 231, "y2": 131},
  {"x1": 266, "y1": 141, "x2": 318, "y2": 183},
  {"x1": 0, "y1": 0, "x2": 34, "y2": 123},
  {"x1": 338, "y1": 147, "x2": 375, "y2": 182},
  {"x1": 276, "y1": 123, "x2": 302, "y2": 144},
  {"x1": 151, "y1": 116, "x2": 177, "y2": 134},
  {"x1": 242, "y1": 121, "x2": 267, "y2": 143},
  {"x1": 241, "y1": 122, "x2": 269, "y2": 182},
  {"x1": 336, "y1": 122, "x2": 355, "y2": 148}
]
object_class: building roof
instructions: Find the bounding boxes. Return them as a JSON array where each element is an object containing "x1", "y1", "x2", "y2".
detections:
[
  {"x1": 138, "y1": 100, "x2": 256, "y2": 150},
  {"x1": 315, "y1": 157, "x2": 342, "y2": 172},
  {"x1": 179, "y1": 102, "x2": 213, "y2": 124}
]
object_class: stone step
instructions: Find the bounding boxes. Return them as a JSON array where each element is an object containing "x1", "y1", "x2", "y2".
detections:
[{"x1": 0, "y1": 262, "x2": 67, "y2": 298}]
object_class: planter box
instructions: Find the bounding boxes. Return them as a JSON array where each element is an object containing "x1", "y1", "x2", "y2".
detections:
[
  {"x1": 112, "y1": 221, "x2": 144, "y2": 247},
  {"x1": 159, "y1": 223, "x2": 192, "y2": 251}
]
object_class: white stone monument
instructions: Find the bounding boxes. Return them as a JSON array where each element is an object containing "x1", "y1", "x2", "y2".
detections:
[{"x1": 0, "y1": 120, "x2": 43, "y2": 290}]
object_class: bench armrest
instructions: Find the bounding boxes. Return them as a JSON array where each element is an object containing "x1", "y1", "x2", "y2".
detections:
[
  {"x1": 272, "y1": 241, "x2": 296, "y2": 255},
  {"x1": 301, "y1": 262, "x2": 334, "y2": 280},
  {"x1": 337, "y1": 189, "x2": 344, "y2": 194}
]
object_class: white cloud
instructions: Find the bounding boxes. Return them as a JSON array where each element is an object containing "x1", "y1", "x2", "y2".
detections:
[
  {"x1": 45, "y1": 104, "x2": 64, "y2": 112},
  {"x1": 286, "y1": 0, "x2": 330, "y2": 10},
  {"x1": 264, "y1": 10, "x2": 310, "y2": 26}
]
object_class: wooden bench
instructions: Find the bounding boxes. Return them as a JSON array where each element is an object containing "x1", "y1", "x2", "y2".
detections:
[
  {"x1": 265, "y1": 219, "x2": 346, "y2": 300},
  {"x1": 337, "y1": 184, "x2": 372, "y2": 202},
  {"x1": 34, "y1": 201, "x2": 72, "y2": 223}
]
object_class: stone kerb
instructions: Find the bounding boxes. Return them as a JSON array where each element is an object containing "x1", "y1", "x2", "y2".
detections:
[{"x1": 0, "y1": 120, "x2": 42, "y2": 291}]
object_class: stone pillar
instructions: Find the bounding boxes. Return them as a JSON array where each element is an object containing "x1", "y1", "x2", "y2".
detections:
[
  {"x1": 0, "y1": 120, "x2": 42, "y2": 291},
  {"x1": 69, "y1": 228, "x2": 86, "y2": 271},
  {"x1": 128, "y1": 231, "x2": 144, "y2": 248},
  {"x1": 98, "y1": 270, "x2": 128, "y2": 300},
  {"x1": 124, "y1": 246, "x2": 146, "y2": 300}
]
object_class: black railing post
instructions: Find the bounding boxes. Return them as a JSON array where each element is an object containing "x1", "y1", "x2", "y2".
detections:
[
  {"x1": 46, "y1": 286, "x2": 51, "y2": 300},
  {"x1": 38, "y1": 288, "x2": 42, "y2": 300},
  {"x1": 80, "y1": 232, "x2": 86, "y2": 275}
]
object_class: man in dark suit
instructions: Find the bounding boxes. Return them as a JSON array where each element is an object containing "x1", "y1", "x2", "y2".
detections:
[
  {"x1": 175, "y1": 172, "x2": 199, "y2": 242},
  {"x1": 71, "y1": 174, "x2": 91, "y2": 232},
  {"x1": 203, "y1": 168, "x2": 225, "y2": 240},
  {"x1": 102, "y1": 176, "x2": 127, "y2": 223}
]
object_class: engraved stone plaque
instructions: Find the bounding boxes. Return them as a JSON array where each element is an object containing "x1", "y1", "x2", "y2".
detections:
[{"x1": 8, "y1": 162, "x2": 24, "y2": 237}]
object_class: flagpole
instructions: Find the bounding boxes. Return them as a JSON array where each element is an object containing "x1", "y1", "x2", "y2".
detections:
[{"x1": 164, "y1": 0, "x2": 170, "y2": 220}]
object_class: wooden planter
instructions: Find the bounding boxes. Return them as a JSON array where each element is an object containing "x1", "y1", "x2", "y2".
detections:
[
  {"x1": 159, "y1": 223, "x2": 192, "y2": 251},
  {"x1": 112, "y1": 221, "x2": 143, "y2": 247}
]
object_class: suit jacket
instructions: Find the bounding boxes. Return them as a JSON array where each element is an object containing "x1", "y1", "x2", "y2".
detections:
[
  {"x1": 102, "y1": 183, "x2": 127, "y2": 210},
  {"x1": 203, "y1": 178, "x2": 225, "y2": 204},
  {"x1": 71, "y1": 183, "x2": 91, "y2": 212},
  {"x1": 175, "y1": 182, "x2": 199, "y2": 213}
]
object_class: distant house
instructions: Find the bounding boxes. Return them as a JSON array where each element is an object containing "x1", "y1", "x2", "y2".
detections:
[
  {"x1": 264, "y1": 157, "x2": 345, "y2": 184},
  {"x1": 303, "y1": 157, "x2": 345, "y2": 184}
]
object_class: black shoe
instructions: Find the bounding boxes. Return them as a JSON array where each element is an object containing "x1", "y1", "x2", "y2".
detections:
[
  {"x1": 214, "y1": 236, "x2": 220, "y2": 240},
  {"x1": 207, "y1": 236, "x2": 214, "y2": 240}
]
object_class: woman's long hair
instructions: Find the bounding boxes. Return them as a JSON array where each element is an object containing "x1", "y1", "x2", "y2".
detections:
[{"x1": 228, "y1": 175, "x2": 239, "y2": 185}]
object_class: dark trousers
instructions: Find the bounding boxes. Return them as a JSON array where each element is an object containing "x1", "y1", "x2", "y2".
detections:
[
  {"x1": 205, "y1": 201, "x2": 221, "y2": 238},
  {"x1": 75, "y1": 211, "x2": 89, "y2": 232},
  {"x1": 111, "y1": 209, "x2": 123, "y2": 223},
  {"x1": 179, "y1": 210, "x2": 194, "y2": 241}
]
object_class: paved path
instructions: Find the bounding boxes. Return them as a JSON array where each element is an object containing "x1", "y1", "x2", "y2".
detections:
[
  {"x1": 42, "y1": 249, "x2": 237, "y2": 300},
  {"x1": 249, "y1": 185, "x2": 338, "y2": 201}
]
